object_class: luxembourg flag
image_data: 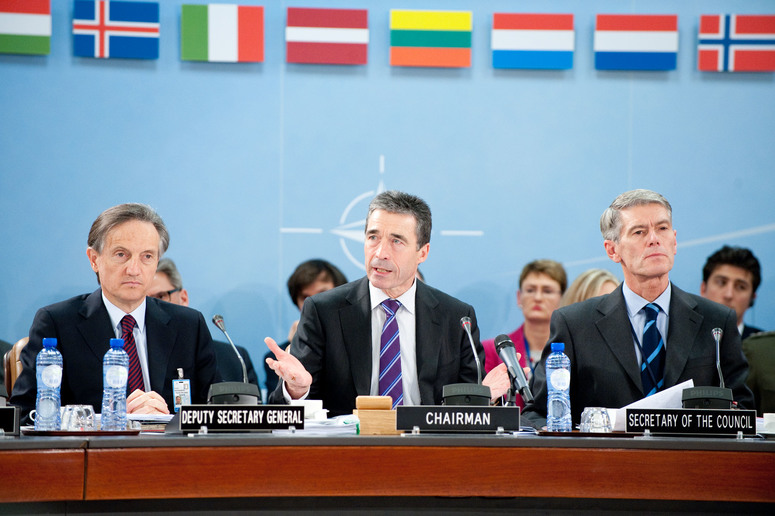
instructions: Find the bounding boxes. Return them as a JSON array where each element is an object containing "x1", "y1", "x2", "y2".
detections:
[
  {"x1": 698, "y1": 14, "x2": 775, "y2": 72},
  {"x1": 181, "y1": 4, "x2": 264, "y2": 62},
  {"x1": 286, "y1": 7, "x2": 368, "y2": 65},
  {"x1": 492, "y1": 13, "x2": 574, "y2": 69},
  {"x1": 594, "y1": 14, "x2": 678, "y2": 70},
  {"x1": 73, "y1": 0, "x2": 159, "y2": 59},
  {"x1": 0, "y1": 0, "x2": 51, "y2": 55}
]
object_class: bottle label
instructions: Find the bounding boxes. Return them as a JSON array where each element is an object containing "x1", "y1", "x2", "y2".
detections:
[
  {"x1": 106, "y1": 365, "x2": 128, "y2": 388},
  {"x1": 41, "y1": 364, "x2": 62, "y2": 388},
  {"x1": 550, "y1": 368, "x2": 570, "y2": 390}
]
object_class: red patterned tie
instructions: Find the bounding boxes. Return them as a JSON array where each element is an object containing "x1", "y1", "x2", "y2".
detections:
[{"x1": 121, "y1": 315, "x2": 144, "y2": 393}]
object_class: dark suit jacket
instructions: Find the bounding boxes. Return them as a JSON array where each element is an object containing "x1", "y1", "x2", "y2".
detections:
[
  {"x1": 742, "y1": 331, "x2": 775, "y2": 416},
  {"x1": 522, "y1": 283, "x2": 754, "y2": 428},
  {"x1": 213, "y1": 340, "x2": 259, "y2": 388},
  {"x1": 10, "y1": 289, "x2": 219, "y2": 421},
  {"x1": 742, "y1": 324, "x2": 764, "y2": 341},
  {"x1": 268, "y1": 277, "x2": 484, "y2": 417},
  {"x1": 0, "y1": 338, "x2": 12, "y2": 397}
]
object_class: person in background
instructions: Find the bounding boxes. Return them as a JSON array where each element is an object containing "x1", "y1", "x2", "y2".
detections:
[
  {"x1": 701, "y1": 245, "x2": 764, "y2": 339},
  {"x1": 482, "y1": 260, "x2": 567, "y2": 392},
  {"x1": 147, "y1": 258, "x2": 259, "y2": 390},
  {"x1": 742, "y1": 330, "x2": 775, "y2": 416},
  {"x1": 263, "y1": 259, "x2": 347, "y2": 395},
  {"x1": 11, "y1": 203, "x2": 219, "y2": 422},
  {"x1": 522, "y1": 189, "x2": 753, "y2": 428},
  {"x1": 561, "y1": 269, "x2": 619, "y2": 307}
]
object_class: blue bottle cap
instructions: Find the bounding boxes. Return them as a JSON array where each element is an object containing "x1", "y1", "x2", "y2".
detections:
[
  {"x1": 110, "y1": 338, "x2": 125, "y2": 349},
  {"x1": 551, "y1": 342, "x2": 565, "y2": 352},
  {"x1": 42, "y1": 337, "x2": 57, "y2": 348}
]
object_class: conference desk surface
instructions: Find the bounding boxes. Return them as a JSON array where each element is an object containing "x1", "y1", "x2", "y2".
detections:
[{"x1": 2, "y1": 430, "x2": 774, "y2": 512}]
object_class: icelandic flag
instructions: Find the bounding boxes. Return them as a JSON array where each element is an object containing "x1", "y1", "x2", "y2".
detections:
[
  {"x1": 594, "y1": 14, "x2": 678, "y2": 70},
  {"x1": 492, "y1": 13, "x2": 574, "y2": 69},
  {"x1": 698, "y1": 15, "x2": 775, "y2": 72},
  {"x1": 73, "y1": 0, "x2": 159, "y2": 59}
]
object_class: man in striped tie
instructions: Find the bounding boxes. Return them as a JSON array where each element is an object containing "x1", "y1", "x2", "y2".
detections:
[
  {"x1": 11, "y1": 203, "x2": 219, "y2": 422},
  {"x1": 266, "y1": 191, "x2": 508, "y2": 416},
  {"x1": 522, "y1": 189, "x2": 754, "y2": 428}
]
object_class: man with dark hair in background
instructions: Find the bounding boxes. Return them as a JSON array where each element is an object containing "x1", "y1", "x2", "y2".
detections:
[{"x1": 701, "y1": 245, "x2": 764, "y2": 339}]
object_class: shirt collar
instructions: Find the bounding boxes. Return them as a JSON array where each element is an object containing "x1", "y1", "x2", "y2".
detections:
[
  {"x1": 101, "y1": 291, "x2": 147, "y2": 333},
  {"x1": 369, "y1": 278, "x2": 417, "y2": 315},
  {"x1": 622, "y1": 281, "x2": 671, "y2": 317}
]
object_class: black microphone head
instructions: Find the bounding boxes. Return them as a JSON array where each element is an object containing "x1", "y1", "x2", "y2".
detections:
[
  {"x1": 494, "y1": 334, "x2": 515, "y2": 352},
  {"x1": 212, "y1": 314, "x2": 226, "y2": 332},
  {"x1": 460, "y1": 316, "x2": 471, "y2": 329}
]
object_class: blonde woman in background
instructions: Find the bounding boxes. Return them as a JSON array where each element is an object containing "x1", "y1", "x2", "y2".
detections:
[{"x1": 561, "y1": 269, "x2": 619, "y2": 307}]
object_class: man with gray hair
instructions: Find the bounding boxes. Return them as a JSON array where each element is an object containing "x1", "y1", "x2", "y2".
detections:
[
  {"x1": 11, "y1": 203, "x2": 219, "y2": 421},
  {"x1": 265, "y1": 190, "x2": 507, "y2": 416},
  {"x1": 522, "y1": 189, "x2": 753, "y2": 428}
]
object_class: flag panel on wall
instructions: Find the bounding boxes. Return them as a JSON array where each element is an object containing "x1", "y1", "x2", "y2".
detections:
[
  {"x1": 594, "y1": 14, "x2": 678, "y2": 70},
  {"x1": 181, "y1": 4, "x2": 263, "y2": 62},
  {"x1": 390, "y1": 9, "x2": 472, "y2": 68},
  {"x1": 0, "y1": 0, "x2": 51, "y2": 55},
  {"x1": 286, "y1": 7, "x2": 368, "y2": 65},
  {"x1": 73, "y1": 0, "x2": 159, "y2": 59},
  {"x1": 491, "y1": 13, "x2": 574, "y2": 69},
  {"x1": 698, "y1": 14, "x2": 775, "y2": 72}
]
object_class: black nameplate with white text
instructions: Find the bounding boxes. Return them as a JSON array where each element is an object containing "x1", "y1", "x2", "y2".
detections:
[
  {"x1": 0, "y1": 406, "x2": 20, "y2": 436},
  {"x1": 179, "y1": 405, "x2": 304, "y2": 432},
  {"x1": 396, "y1": 406, "x2": 519, "y2": 433},
  {"x1": 625, "y1": 408, "x2": 756, "y2": 436}
]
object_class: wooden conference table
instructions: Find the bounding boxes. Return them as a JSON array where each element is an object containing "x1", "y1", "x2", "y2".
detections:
[{"x1": 1, "y1": 429, "x2": 774, "y2": 513}]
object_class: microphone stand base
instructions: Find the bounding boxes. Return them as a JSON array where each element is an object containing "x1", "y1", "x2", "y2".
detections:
[
  {"x1": 681, "y1": 386, "x2": 733, "y2": 409},
  {"x1": 442, "y1": 383, "x2": 491, "y2": 407},
  {"x1": 207, "y1": 382, "x2": 261, "y2": 405}
]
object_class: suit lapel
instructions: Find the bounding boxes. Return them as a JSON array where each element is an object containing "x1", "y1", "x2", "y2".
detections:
[
  {"x1": 145, "y1": 299, "x2": 175, "y2": 392},
  {"x1": 341, "y1": 278, "x2": 373, "y2": 396},
  {"x1": 414, "y1": 282, "x2": 441, "y2": 404},
  {"x1": 595, "y1": 286, "x2": 643, "y2": 392},
  {"x1": 664, "y1": 284, "x2": 702, "y2": 387},
  {"x1": 76, "y1": 289, "x2": 115, "y2": 360}
]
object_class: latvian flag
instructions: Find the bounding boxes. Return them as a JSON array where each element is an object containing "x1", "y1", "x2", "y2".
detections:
[
  {"x1": 73, "y1": 0, "x2": 159, "y2": 59},
  {"x1": 698, "y1": 15, "x2": 775, "y2": 72},
  {"x1": 594, "y1": 14, "x2": 678, "y2": 70},
  {"x1": 181, "y1": 4, "x2": 263, "y2": 62},
  {"x1": 0, "y1": 0, "x2": 50, "y2": 55},
  {"x1": 286, "y1": 7, "x2": 368, "y2": 65},
  {"x1": 390, "y1": 9, "x2": 472, "y2": 68},
  {"x1": 492, "y1": 13, "x2": 574, "y2": 70}
]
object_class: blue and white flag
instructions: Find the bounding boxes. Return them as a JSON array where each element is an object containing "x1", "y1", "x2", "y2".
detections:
[{"x1": 73, "y1": 0, "x2": 159, "y2": 59}]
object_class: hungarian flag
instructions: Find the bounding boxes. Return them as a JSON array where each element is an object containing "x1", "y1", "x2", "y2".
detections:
[
  {"x1": 698, "y1": 14, "x2": 775, "y2": 72},
  {"x1": 286, "y1": 7, "x2": 368, "y2": 65},
  {"x1": 181, "y1": 4, "x2": 263, "y2": 62},
  {"x1": 492, "y1": 13, "x2": 574, "y2": 70},
  {"x1": 594, "y1": 14, "x2": 678, "y2": 70},
  {"x1": 73, "y1": 0, "x2": 160, "y2": 59},
  {"x1": 390, "y1": 9, "x2": 472, "y2": 68},
  {"x1": 0, "y1": 0, "x2": 51, "y2": 55}
]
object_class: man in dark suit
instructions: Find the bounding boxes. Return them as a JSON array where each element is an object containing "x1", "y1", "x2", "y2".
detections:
[
  {"x1": 148, "y1": 258, "x2": 259, "y2": 389},
  {"x1": 522, "y1": 190, "x2": 754, "y2": 428},
  {"x1": 265, "y1": 191, "x2": 506, "y2": 416},
  {"x1": 11, "y1": 203, "x2": 219, "y2": 422}
]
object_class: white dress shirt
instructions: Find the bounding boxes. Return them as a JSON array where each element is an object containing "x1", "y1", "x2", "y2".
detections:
[
  {"x1": 102, "y1": 293, "x2": 150, "y2": 391},
  {"x1": 622, "y1": 282, "x2": 671, "y2": 366}
]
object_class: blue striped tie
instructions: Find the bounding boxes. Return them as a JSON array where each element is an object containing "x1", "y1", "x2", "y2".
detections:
[
  {"x1": 641, "y1": 303, "x2": 665, "y2": 397},
  {"x1": 379, "y1": 299, "x2": 403, "y2": 409}
]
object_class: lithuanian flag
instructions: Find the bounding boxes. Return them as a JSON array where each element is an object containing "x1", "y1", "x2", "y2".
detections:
[
  {"x1": 0, "y1": 0, "x2": 51, "y2": 55},
  {"x1": 390, "y1": 9, "x2": 472, "y2": 68}
]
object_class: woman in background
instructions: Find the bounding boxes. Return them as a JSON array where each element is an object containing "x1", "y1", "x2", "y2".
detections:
[{"x1": 561, "y1": 268, "x2": 619, "y2": 308}]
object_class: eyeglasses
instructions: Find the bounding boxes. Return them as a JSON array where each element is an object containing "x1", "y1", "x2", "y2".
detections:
[{"x1": 150, "y1": 288, "x2": 181, "y2": 301}]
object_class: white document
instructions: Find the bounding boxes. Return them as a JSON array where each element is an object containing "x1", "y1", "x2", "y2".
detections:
[{"x1": 609, "y1": 380, "x2": 694, "y2": 431}]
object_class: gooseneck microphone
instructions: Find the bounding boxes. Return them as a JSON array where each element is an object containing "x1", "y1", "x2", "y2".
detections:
[
  {"x1": 713, "y1": 327, "x2": 725, "y2": 389},
  {"x1": 212, "y1": 314, "x2": 248, "y2": 384},
  {"x1": 494, "y1": 334, "x2": 534, "y2": 403},
  {"x1": 681, "y1": 327, "x2": 732, "y2": 409},
  {"x1": 460, "y1": 316, "x2": 482, "y2": 384}
]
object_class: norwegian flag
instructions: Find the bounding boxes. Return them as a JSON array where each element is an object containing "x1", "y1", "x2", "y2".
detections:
[{"x1": 698, "y1": 14, "x2": 775, "y2": 72}]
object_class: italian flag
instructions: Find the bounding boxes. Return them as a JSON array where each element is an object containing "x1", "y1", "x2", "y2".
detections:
[
  {"x1": 181, "y1": 4, "x2": 263, "y2": 62},
  {"x1": 0, "y1": 0, "x2": 51, "y2": 55}
]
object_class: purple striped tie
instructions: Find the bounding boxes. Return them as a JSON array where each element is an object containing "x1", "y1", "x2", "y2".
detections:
[
  {"x1": 121, "y1": 315, "x2": 144, "y2": 393},
  {"x1": 379, "y1": 299, "x2": 403, "y2": 409}
]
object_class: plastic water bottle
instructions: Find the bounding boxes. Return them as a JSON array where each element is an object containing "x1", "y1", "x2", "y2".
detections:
[
  {"x1": 35, "y1": 337, "x2": 63, "y2": 431},
  {"x1": 546, "y1": 342, "x2": 572, "y2": 432},
  {"x1": 101, "y1": 338, "x2": 129, "y2": 431}
]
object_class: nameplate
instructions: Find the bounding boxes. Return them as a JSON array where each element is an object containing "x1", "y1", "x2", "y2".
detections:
[
  {"x1": 625, "y1": 408, "x2": 756, "y2": 436},
  {"x1": 396, "y1": 406, "x2": 519, "y2": 433},
  {"x1": 0, "y1": 406, "x2": 20, "y2": 436},
  {"x1": 179, "y1": 405, "x2": 304, "y2": 433}
]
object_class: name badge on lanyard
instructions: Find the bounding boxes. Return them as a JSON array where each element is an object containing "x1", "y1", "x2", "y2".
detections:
[{"x1": 172, "y1": 368, "x2": 191, "y2": 412}]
